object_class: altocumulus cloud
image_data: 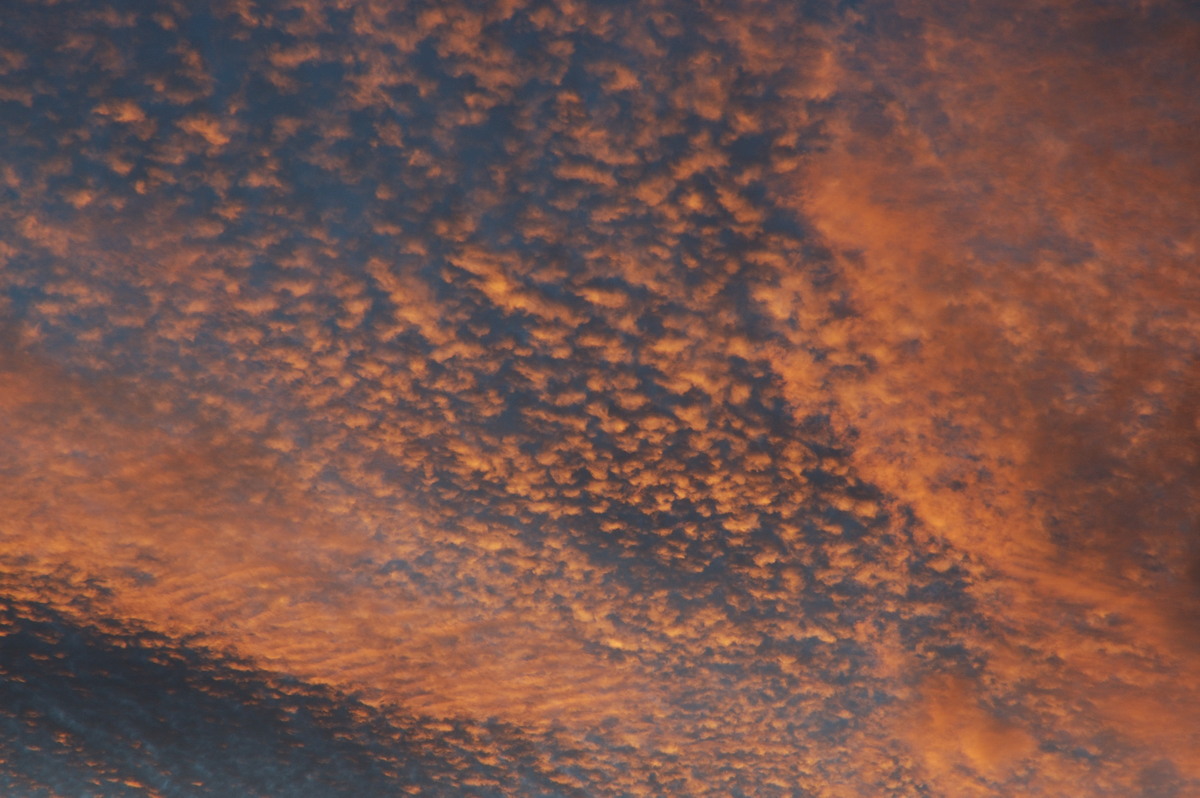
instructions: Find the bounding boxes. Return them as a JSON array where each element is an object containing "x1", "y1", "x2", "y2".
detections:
[{"x1": 1, "y1": 0, "x2": 1198, "y2": 795}]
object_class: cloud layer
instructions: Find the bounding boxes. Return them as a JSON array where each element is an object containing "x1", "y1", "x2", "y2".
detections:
[{"x1": 1, "y1": 0, "x2": 1198, "y2": 794}]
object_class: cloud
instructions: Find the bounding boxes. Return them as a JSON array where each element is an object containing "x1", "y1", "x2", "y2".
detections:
[
  {"x1": 897, "y1": 673, "x2": 1037, "y2": 789},
  {"x1": 785, "y1": 0, "x2": 1200, "y2": 788},
  {"x1": 0, "y1": 581, "x2": 609, "y2": 796},
  {"x1": 1, "y1": 0, "x2": 1198, "y2": 793}
]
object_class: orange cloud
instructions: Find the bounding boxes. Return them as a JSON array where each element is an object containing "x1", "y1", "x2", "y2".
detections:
[
  {"x1": 785, "y1": 0, "x2": 1200, "y2": 788},
  {"x1": 900, "y1": 673, "x2": 1037, "y2": 788},
  {"x1": 3, "y1": 0, "x2": 1199, "y2": 793}
]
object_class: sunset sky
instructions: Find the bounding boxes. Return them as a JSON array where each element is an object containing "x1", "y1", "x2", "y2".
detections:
[{"x1": 2, "y1": 0, "x2": 1199, "y2": 795}]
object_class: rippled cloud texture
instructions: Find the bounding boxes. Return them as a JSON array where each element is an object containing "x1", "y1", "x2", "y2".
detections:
[{"x1": 1, "y1": 0, "x2": 1198, "y2": 794}]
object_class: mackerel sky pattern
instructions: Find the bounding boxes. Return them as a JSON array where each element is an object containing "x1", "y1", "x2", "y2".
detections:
[{"x1": 1, "y1": 0, "x2": 1199, "y2": 795}]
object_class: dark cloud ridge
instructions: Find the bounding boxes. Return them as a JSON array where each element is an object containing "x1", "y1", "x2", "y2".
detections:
[{"x1": 0, "y1": 584, "x2": 597, "y2": 798}]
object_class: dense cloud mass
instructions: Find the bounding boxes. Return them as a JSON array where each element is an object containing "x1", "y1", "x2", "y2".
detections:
[{"x1": 1, "y1": 0, "x2": 1197, "y2": 794}]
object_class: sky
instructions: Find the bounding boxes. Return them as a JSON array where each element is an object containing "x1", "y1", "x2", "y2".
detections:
[{"x1": 1, "y1": 0, "x2": 1198, "y2": 795}]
